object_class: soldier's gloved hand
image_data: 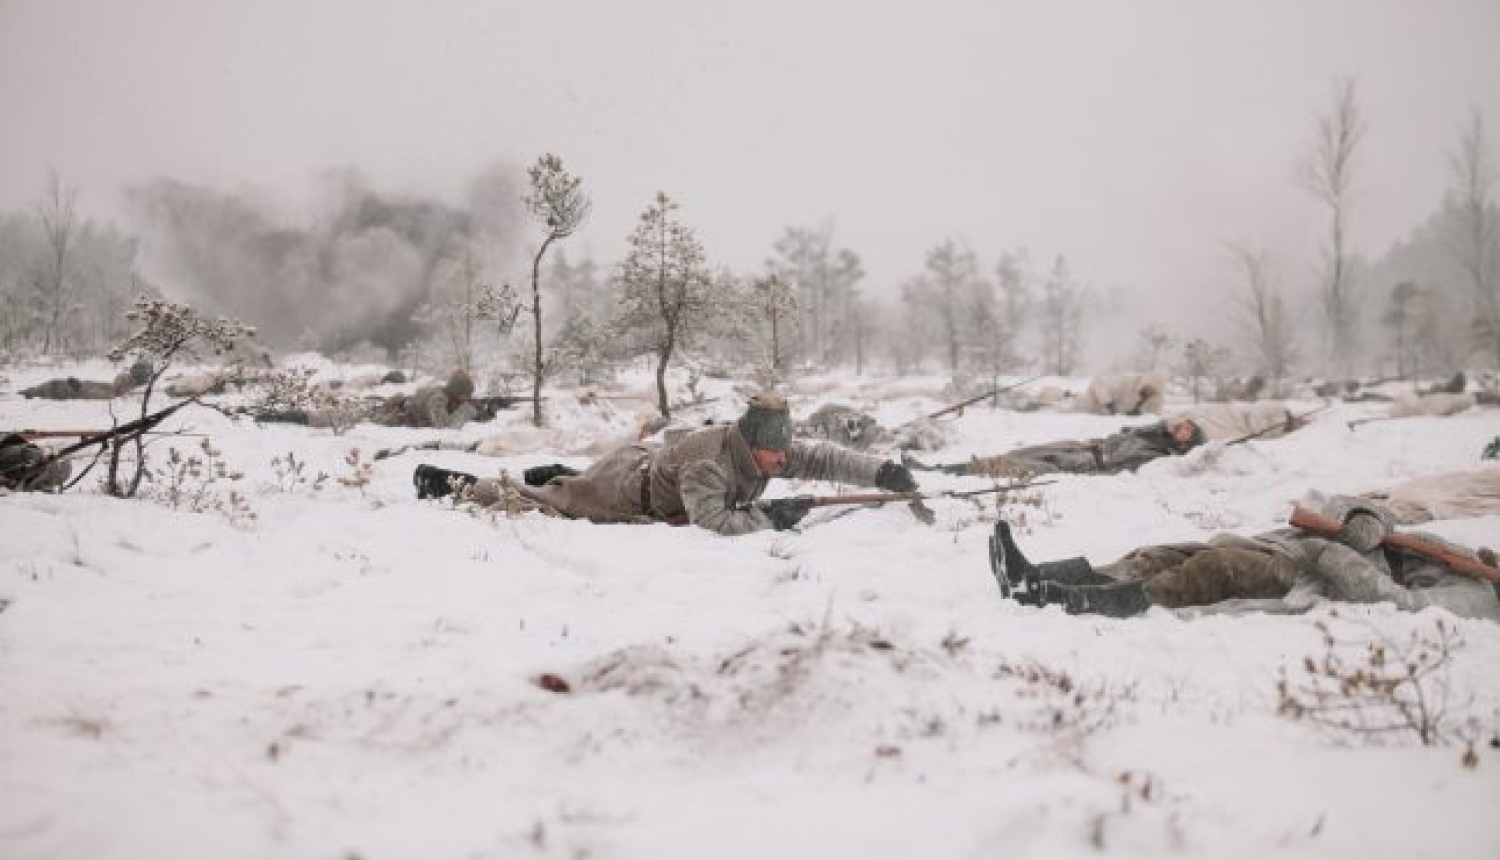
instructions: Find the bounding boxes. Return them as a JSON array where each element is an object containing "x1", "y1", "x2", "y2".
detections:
[
  {"x1": 874, "y1": 460, "x2": 918, "y2": 493},
  {"x1": 758, "y1": 496, "x2": 814, "y2": 531},
  {"x1": 1334, "y1": 511, "x2": 1386, "y2": 553}
]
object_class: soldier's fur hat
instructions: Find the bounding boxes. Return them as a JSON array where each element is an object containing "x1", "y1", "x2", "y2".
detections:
[
  {"x1": 737, "y1": 391, "x2": 793, "y2": 451},
  {"x1": 444, "y1": 369, "x2": 475, "y2": 401}
]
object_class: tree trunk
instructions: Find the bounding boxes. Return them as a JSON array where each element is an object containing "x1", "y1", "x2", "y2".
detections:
[
  {"x1": 530, "y1": 235, "x2": 556, "y2": 427},
  {"x1": 655, "y1": 349, "x2": 671, "y2": 420}
]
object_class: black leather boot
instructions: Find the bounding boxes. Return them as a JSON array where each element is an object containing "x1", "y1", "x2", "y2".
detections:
[
  {"x1": 523, "y1": 463, "x2": 581, "y2": 487},
  {"x1": 1033, "y1": 557, "x2": 1113, "y2": 587},
  {"x1": 414, "y1": 464, "x2": 478, "y2": 500},
  {"x1": 1038, "y1": 580, "x2": 1152, "y2": 618},
  {"x1": 990, "y1": 521, "x2": 1037, "y2": 593}
]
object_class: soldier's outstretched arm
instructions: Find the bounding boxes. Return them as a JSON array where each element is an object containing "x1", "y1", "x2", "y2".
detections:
[{"x1": 784, "y1": 440, "x2": 885, "y2": 487}]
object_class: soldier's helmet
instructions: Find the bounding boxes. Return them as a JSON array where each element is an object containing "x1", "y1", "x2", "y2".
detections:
[
  {"x1": 444, "y1": 369, "x2": 475, "y2": 402},
  {"x1": 737, "y1": 391, "x2": 793, "y2": 452}
]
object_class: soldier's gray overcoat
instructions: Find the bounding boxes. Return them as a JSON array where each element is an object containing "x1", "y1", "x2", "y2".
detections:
[{"x1": 517, "y1": 423, "x2": 886, "y2": 535}]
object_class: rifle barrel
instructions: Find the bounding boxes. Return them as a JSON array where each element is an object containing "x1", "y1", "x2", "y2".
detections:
[
  {"x1": 924, "y1": 375, "x2": 1045, "y2": 421},
  {"x1": 802, "y1": 481, "x2": 1054, "y2": 508}
]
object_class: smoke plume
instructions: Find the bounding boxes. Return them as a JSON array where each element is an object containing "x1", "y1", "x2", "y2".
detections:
[{"x1": 127, "y1": 167, "x2": 523, "y2": 355}]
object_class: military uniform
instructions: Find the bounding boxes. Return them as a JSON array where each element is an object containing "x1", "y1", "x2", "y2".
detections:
[
  {"x1": 371, "y1": 370, "x2": 476, "y2": 429},
  {"x1": 941, "y1": 420, "x2": 1205, "y2": 478},
  {"x1": 797, "y1": 404, "x2": 885, "y2": 450},
  {"x1": 0, "y1": 435, "x2": 71, "y2": 492},
  {"x1": 1008, "y1": 493, "x2": 1500, "y2": 621},
  {"x1": 439, "y1": 392, "x2": 909, "y2": 536}
]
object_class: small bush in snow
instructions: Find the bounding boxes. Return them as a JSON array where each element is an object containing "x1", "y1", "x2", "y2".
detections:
[
  {"x1": 142, "y1": 438, "x2": 257, "y2": 528},
  {"x1": 337, "y1": 448, "x2": 373, "y2": 494},
  {"x1": 1276, "y1": 614, "x2": 1467, "y2": 746},
  {"x1": 269, "y1": 451, "x2": 329, "y2": 494}
]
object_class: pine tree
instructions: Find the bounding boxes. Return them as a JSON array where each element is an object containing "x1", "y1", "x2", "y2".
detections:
[
  {"x1": 747, "y1": 273, "x2": 799, "y2": 378},
  {"x1": 521, "y1": 154, "x2": 591, "y2": 426},
  {"x1": 1039, "y1": 256, "x2": 1085, "y2": 375},
  {"x1": 608, "y1": 193, "x2": 719, "y2": 420}
]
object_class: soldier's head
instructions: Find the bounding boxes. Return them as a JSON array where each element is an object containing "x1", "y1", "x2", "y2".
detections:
[
  {"x1": 1169, "y1": 418, "x2": 1206, "y2": 449},
  {"x1": 444, "y1": 369, "x2": 475, "y2": 405},
  {"x1": 738, "y1": 391, "x2": 792, "y2": 476}
]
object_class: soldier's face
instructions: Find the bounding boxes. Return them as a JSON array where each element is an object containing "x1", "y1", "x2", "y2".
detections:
[
  {"x1": 1170, "y1": 421, "x2": 1197, "y2": 444},
  {"x1": 752, "y1": 447, "x2": 788, "y2": 477}
]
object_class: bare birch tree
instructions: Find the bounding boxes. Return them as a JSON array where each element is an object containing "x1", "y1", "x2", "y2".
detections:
[
  {"x1": 1039, "y1": 255, "x2": 1085, "y2": 375},
  {"x1": 1383, "y1": 280, "x2": 1422, "y2": 381},
  {"x1": 1299, "y1": 78, "x2": 1366, "y2": 372},
  {"x1": 907, "y1": 238, "x2": 983, "y2": 373},
  {"x1": 1225, "y1": 242, "x2": 1298, "y2": 393},
  {"x1": 35, "y1": 169, "x2": 78, "y2": 355},
  {"x1": 1445, "y1": 108, "x2": 1500, "y2": 365}
]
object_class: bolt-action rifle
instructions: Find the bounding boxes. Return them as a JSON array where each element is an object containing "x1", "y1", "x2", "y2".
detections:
[
  {"x1": 472, "y1": 395, "x2": 542, "y2": 421},
  {"x1": 747, "y1": 480, "x2": 1052, "y2": 529},
  {"x1": 23, "y1": 398, "x2": 199, "y2": 492},
  {"x1": 1289, "y1": 505, "x2": 1500, "y2": 583},
  {"x1": 751, "y1": 480, "x2": 1055, "y2": 511},
  {"x1": 1223, "y1": 403, "x2": 1332, "y2": 446},
  {"x1": 15, "y1": 429, "x2": 102, "y2": 440},
  {"x1": 923, "y1": 375, "x2": 1045, "y2": 421}
]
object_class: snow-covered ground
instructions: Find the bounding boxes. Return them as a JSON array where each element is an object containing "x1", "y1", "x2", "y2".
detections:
[{"x1": 3, "y1": 361, "x2": 1499, "y2": 860}]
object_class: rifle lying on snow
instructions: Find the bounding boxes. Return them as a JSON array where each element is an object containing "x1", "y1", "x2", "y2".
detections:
[
  {"x1": 373, "y1": 439, "x2": 482, "y2": 461},
  {"x1": 36, "y1": 399, "x2": 196, "y2": 461},
  {"x1": 472, "y1": 395, "x2": 542, "y2": 421},
  {"x1": 1223, "y1": 403, "x2": 1333, "y2": 446},
  {"x1": 924, "y1": 375, "x2": 1046, "y2": 421},
  {"x1": 748, "y1": 480, "x2": 1055, "y2": 527},
  {"x1": 1289, "y1": 505, "x2": 1500, "y2": 583},
  {"x1": 17, "y1": 427, "x2": 201, "y2": 442},
  {"x1": 768, "y1": 482, "x2": 1054, "y2": 507},
  {"x1": 16, "y1": 429, "x2": 110, "y2": 440},
  {"x1": 25, "y1": 398, "x2": 199, "y2": 491}
]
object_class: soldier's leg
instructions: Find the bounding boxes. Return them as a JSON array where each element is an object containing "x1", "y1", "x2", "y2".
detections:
[
  {"x1": 1141, "y1": 547, "x2": 1298, "y2": 609},
  {"x1": 1097, "y1": 545, "x2": 1203, "y2": 582},
  {"x1": 1033, "y1": 544, "x2": 1210, "y2": 616}
]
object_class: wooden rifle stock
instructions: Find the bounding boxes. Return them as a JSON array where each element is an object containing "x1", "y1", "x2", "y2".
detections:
[{"x1": 1289, "y1": 504, "x2": 1500, "y2": 583}]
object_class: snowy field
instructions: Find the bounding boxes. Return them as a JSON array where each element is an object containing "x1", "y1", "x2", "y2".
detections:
[{"x1": 3, "y1": 360, "x2": 1499, "y2": 860}]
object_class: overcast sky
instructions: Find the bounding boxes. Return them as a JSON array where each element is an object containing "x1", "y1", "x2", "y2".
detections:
[{"x1": 3, "y1": 0, "x2": 1497, "y2": 328}]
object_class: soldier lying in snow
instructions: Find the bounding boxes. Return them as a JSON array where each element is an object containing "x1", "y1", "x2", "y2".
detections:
[
  {"x1": 1073, "y1": 371, "x2": 1166, "y2": 416},
  {"x1": 368, "y1": 369, "x2": 477, "y2": 429},
  {"x1": 412, "y1": 392, "x2": 919, "y2": 535},
  {"x1": 989, "y1": 492, "x2": 1499, "y2": 621},
  {"x1": 0, "y1": 435, "x2": 71, "y2": 492},
  {"x1": 907, "y1": 418, "x2": 1206, "y2": 478},
  {"x1": 21, "y1": 361, "x2": 151, "y2": 400},
  {"x1": 796, "y1": 403, "x2": 887, "y2": 450}
]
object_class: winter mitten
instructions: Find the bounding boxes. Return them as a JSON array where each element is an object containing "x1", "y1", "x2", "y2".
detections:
[{"x1": 758, "y1": 496, "x2": 814, "y2": 531}]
